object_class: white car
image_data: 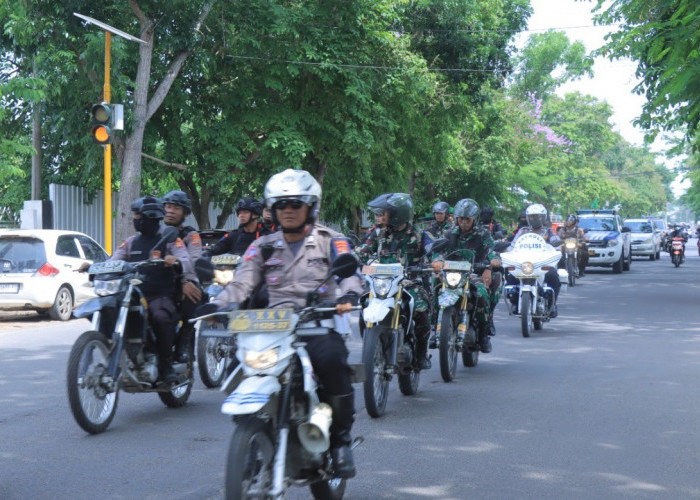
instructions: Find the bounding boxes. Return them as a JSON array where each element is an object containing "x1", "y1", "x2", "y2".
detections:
[
  {"x1": 577, "y1": 210, "x2": 632, "y2": 274},
  {"x1": 624, "y1": 218, "x2": 662, "y2": 260},
  {"x1": 0, "y1": 229, "x2": 109, "y2": 320}
]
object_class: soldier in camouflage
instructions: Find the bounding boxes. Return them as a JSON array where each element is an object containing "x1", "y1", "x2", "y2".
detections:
[
  {"x1": 356, "y1": 193, "x2": 433, "y2": 370},
  {"x1": 430, "y1": 198, "x2": 501, "y2": 353}
]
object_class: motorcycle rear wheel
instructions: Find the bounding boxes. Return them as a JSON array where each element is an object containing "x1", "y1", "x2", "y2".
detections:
[
  {"x1": 197, "y1": 328, "x2": 231, "y2": 388},
  {"x1": 462, "y1": 325, "x2": 479, "y2": 367},
  {"x1": 362, "y1": 327, "x2": 389, "y2": 418},
  {"x1": 398, "y1": 370, "x2": 420, "y2": 396},
  {"x1": 225, "y1": 416, "x2": 275, "y2": 500},
  {"x1": 520, "y1": 294, "x2": 532, "y2": 338},
  {"x1": 310, "y1": 477, "x2": 347, "y2": 500},
  {"x1": 66, "y1": 330, "x2": 118, "y2": 434},
  {"x1": 439, "y1": 308, "x2": 458, "y2": 382},
  {"x1": 566, "y1": 257, "x2": 576, "y2": 287}
]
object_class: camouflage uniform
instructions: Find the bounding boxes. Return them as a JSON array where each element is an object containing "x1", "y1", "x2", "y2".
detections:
[{"x1": 435, "y1": 225, "x2": 499, "y2": 331}]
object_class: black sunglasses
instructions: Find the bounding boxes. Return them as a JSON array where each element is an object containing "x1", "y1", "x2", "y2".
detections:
[{"x1": 275, "y1": 199, "x2": 306, "y2": 210}]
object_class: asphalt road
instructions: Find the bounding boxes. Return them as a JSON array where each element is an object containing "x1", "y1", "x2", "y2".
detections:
[{"x1": 2, "y1": 243, "x2": 700, "y2": 499}]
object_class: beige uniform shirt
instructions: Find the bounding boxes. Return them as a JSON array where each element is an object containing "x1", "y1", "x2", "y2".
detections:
[{"x1": 212, "y1": 224, "x2": 363, "y2": 309}]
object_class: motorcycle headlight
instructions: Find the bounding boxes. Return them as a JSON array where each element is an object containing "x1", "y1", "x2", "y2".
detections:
[
  {"x1": 565, "y1": 241, "x2": 577, "y2": 250},
  {"x1": 244, "y1": 347, "x2": 280, "y2": 370},
  {"x1": 445, "y1": 272, "x2": 463, "y2": 287},
  {"x1": 93, "y1": 279, "x2": 122, "y2": 296},
  {"x1": 521, "y1": 262, "x2": 534, "y2": 275},
  {"x1": 372, "y1": 277, "x2": 393, "y2": 298},
  {"x1": 607, "y1": 239, "x2": 618, "y2": 247}
]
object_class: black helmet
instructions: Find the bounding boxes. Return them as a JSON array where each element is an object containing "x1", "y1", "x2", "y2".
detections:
[
  {"x1": 566, "y1": 214, "x2": 578, "y2": 224},
  {"x1": 432, "y1": 201, "x2": 450, "y2": 215},
  {"x1": 453, "y1": 198, "x2": 480, "y2": 219},
  {"x1": 163, "y1": 190, "x2": 192, "y2": 214},
  {"x1": 480, "y1": 205, "x2": 494, "y2": 221},
  {"x1": 367, "y1": 193, "x2": 393, "y2": 216},
  {"x1": 235, "y1": 197, "x2": 264, "y2": 216},
  {"x1": 132, "y1": 196, "x2": 164, "y2": 219}
]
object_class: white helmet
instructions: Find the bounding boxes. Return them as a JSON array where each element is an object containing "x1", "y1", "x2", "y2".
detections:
[
  {"x1": 264, "y1": 169, "x2": 322, "y2": 226},
  {"x1": 525, "y1": 203, "x2": 547, "y2": 229}
]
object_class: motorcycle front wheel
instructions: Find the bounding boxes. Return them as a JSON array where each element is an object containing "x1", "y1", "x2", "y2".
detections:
[
  {"x1": 362, "y1": 326, "x2": 389, "y2": 418},
  {"x1": 197, "y1": 329, "x2": 231, "y2": 388},
  {"x1": 66, "y1": 330, "x2": 118, "y2": 434},
  {"x1": 439, "y1": 307, "x2": 458, "y2": 382},
  {"x1": 462, "y1": 325, "x2": 479, "y2": 367},
  {"x1": 225, "y1": 416, "x2": 275, "y2": 500},
  {"x1": 520, "y1": 294, "x2": 533, "y2": 338},
  {"x1": 158, "y1": 370, "x2": 193, "y2": 408},
  {"x1": 309, "y1": 477, "x2": 347, "y2": 500}
]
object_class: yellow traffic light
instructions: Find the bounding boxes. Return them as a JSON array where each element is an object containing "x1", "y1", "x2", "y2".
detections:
[{"x1": 91, "y1": 103, "x2": 112, "y2": 144}]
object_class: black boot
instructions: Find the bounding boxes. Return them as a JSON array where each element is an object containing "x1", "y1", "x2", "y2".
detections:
[
  {"x1": 478, "y1": 322, "x2": 492, "y2": 353},
  {"x1": 159, "y1": 357, "x2": 178, "y2": 385},
  {"x1": 175, "y1": 324, "x2": 195, "y2": 363},
  {"x1": 416, "y1": 335, "x2": 432, "y2": 370},
  {"x1": 328, "y1": 393, "x2": 356, "y2": 479}
]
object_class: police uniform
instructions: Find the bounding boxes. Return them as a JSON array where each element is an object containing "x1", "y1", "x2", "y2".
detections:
[
  {"x1": 212, "y1": 224, "x2": 363, "y2": 395},
  {"x1": 112, "y1": 229, "x2": 192, "y2": 368},
  {"x1": 174, "y1": 225, "x2": 203, "y2": 360},
  {"x1": 208, "y1": 223, "x2": 272, "y2": 256}
]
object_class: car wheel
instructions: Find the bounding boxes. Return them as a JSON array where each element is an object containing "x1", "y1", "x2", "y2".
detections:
[
  {"x1": 48, "y1": 286, "x2": 73, "y2": 321},
  {"x1": 623, "y1": 250, "x2": 631, "y2": 271}
]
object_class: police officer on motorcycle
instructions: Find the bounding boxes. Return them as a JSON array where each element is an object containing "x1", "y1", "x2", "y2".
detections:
[
  {"x1": 162, "y1": 190, "x2": 203, "y2": 362},
  {"x1": 112, "y1": 196, "x2": 193, "y2": 384},
  {"x1": 431, "y1": 199, "x2": 501, "y2": 353},
  {"x1": 506, "y1": 203, "x2": 562, "y2": 317},
  {"x1": 206, "y1": 197, "x2": 270, "y2": 256},
  {"x1": 356, "y1": 193, "x2": 433, "y2": 370},
  {"x1": 204, "y1": 169, "x2": 363, "y2": 479}
]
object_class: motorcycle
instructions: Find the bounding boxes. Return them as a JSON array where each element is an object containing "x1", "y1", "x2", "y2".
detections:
[
  {"x1": 500, "y1": 233, "x2": 565, "y2": 338},
  {"x1": 67, "y1": 226, "x2": 193, "y2": 434},
  {"x1": 359, "y1": 259, "x2": 430, "y2": 418},
  {"x1": 671, "y1": 237, "x2": 685, "y2": 267},
  {"x1": 432, "y1": 246, "x2": 483, "y2": 382},
  {"x1": 198, "y1": 253, "x2": 361, "y2": 500},
  {"x1": 196, "y1": 253, "x2": 241, "y2": 388},
  {"x1": 562, "y1": 237, "x2": 578, "y2": 287}
]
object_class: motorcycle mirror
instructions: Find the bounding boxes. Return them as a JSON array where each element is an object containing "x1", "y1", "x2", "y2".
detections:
[
  {"x1": 195, "y1": 257, "x2": 215, "y2": 283},
  {"x1": 149, "y1": 225, "x2": 180, "y2": 256},
  {"x1": 330, "y1": 252, "x2": 358, "y2": 279},
  {"x1": 428, "y1": 238, "x2": 449, "y2": 254}
]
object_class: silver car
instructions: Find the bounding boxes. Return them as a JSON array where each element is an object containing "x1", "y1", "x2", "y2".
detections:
[{"x1": 624, "y1": 218, "x2": 662, "y2": 260}]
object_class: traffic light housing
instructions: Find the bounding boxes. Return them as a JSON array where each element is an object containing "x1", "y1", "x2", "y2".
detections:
[{"x1": 91, "y1": 103, "x2": 112, "y2": 145}]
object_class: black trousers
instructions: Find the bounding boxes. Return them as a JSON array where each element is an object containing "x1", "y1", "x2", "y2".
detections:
[
  {"x1": 147, "y1": 295, "x2": 178, "y2": 363},
  {"x1": 302, "y1": 331, "x2": 352, "y2": 396}
]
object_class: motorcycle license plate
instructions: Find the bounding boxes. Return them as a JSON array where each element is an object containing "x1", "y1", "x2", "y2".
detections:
[
  {"x1": 228, "y1": 308, "x2": 293, "y2": 333},
  {"x1": 588, "y1": 249, "x2": 595, "y2": 256}
]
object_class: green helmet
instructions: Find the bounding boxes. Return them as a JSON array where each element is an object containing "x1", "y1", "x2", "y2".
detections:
[
  {"x1": 453, "y1": 198, "x2": 480, "y2": 219},
  {"x1": 370, "y1": 193, "x2": 413, "y2": 226}
]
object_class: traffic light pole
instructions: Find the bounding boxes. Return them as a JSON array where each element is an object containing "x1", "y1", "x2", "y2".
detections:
[{"x1": 103, "y1": 31, "x2": 112, "y2": 254}]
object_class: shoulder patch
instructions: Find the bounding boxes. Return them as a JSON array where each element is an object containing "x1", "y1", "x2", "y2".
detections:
[
  {"x1": 189, "y1": 233, "x2": 202, "y2": 246},
  {"x1": 244, "y1": 245, "x2": 259, "y2": 261},
  {"x1": 119, "y1": 241, "x2": 127, "y2": 248},
  {"x1": 174, "y1": 238, "x2": 185, "y2": 248},
  {"x1": 332, "y1": 239, "x2": 350, "y2": 254}
]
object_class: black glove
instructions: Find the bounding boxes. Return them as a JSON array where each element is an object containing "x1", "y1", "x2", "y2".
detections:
[
  {"x1": 195, "y1": 303, "x2": 219, "y2": 317},
  {"x1": 337, "y1": 292, "x2": 359, "y2": 306}
]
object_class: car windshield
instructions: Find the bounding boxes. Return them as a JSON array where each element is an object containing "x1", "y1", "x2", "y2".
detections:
[
  {"x1": 578, "y1": 217, "x2": 616, "y2": 232},
  {"x1": 625, "y1": 221, "x2": 652, "y2": 233},
  {"x1": 0, "y1": 237, "x2": 47, "y2": 273}
]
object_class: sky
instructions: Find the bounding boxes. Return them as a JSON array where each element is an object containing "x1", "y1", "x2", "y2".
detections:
[{"x1": 521, "y1": 0, "x2": 690, "y2": 197}]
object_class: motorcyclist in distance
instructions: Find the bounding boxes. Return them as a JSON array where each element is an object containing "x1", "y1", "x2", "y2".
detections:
[
  {"x1": 113, "y1": 196, "x2": 193, "y2": 384},
  {"x1": 557, "y1": 214, "x2": 589, "y2": 277},
  {"x1": 206, "y1": 197, "x2": 270, "y2": 256},
  {"x1": 427, "y1": 201, "x2": 453, "y2": 238},
  {"x1": 506, "y1": 203, "x2": 562, "y2": 317},
  {"x1": 199, "y1": 169, "x2": 362, "y2": 478},
  {"x1": 506, "y1": 210, "x2": 528, "y2": 242},
  {"x1": 163, "y1": 190, "x2": 203, "y2": 362},
  {"x1": 431, "y1": 198, "x2": 501, "y2": 353},
  {"x1": 360, "y1": 193, "x2": 391, "y2": 245},
  {"x1": 356, "y1": 193, "x2": 433, "y2": 370},
  {"x1": 479, "y1": 205, "x2": 505, "y2": 240}
]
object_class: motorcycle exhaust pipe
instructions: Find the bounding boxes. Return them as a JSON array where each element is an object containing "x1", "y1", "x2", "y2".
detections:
[{"x1": 298, "y1": 403, "x2": 333, "y2": 453}]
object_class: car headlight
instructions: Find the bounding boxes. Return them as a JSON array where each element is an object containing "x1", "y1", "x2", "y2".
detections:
[
  {"x1": 244, "y1": 347, "x2": 280, "y2": 370},
  {"x1": 521, "y1": 262, "x2": 534, "y2": 275},
  {"x1": 445, "y1": 272, "x2": 463, "y2": 287},
  {"x1": 607, "y1": 239, "x2": 618, "y2": 247},
  {"x1": 94, "y1": 279, "x2": 122, "y2": 296},
  {"x1": 372, "y1": 277, "x2": 393, "y2": 298}
]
